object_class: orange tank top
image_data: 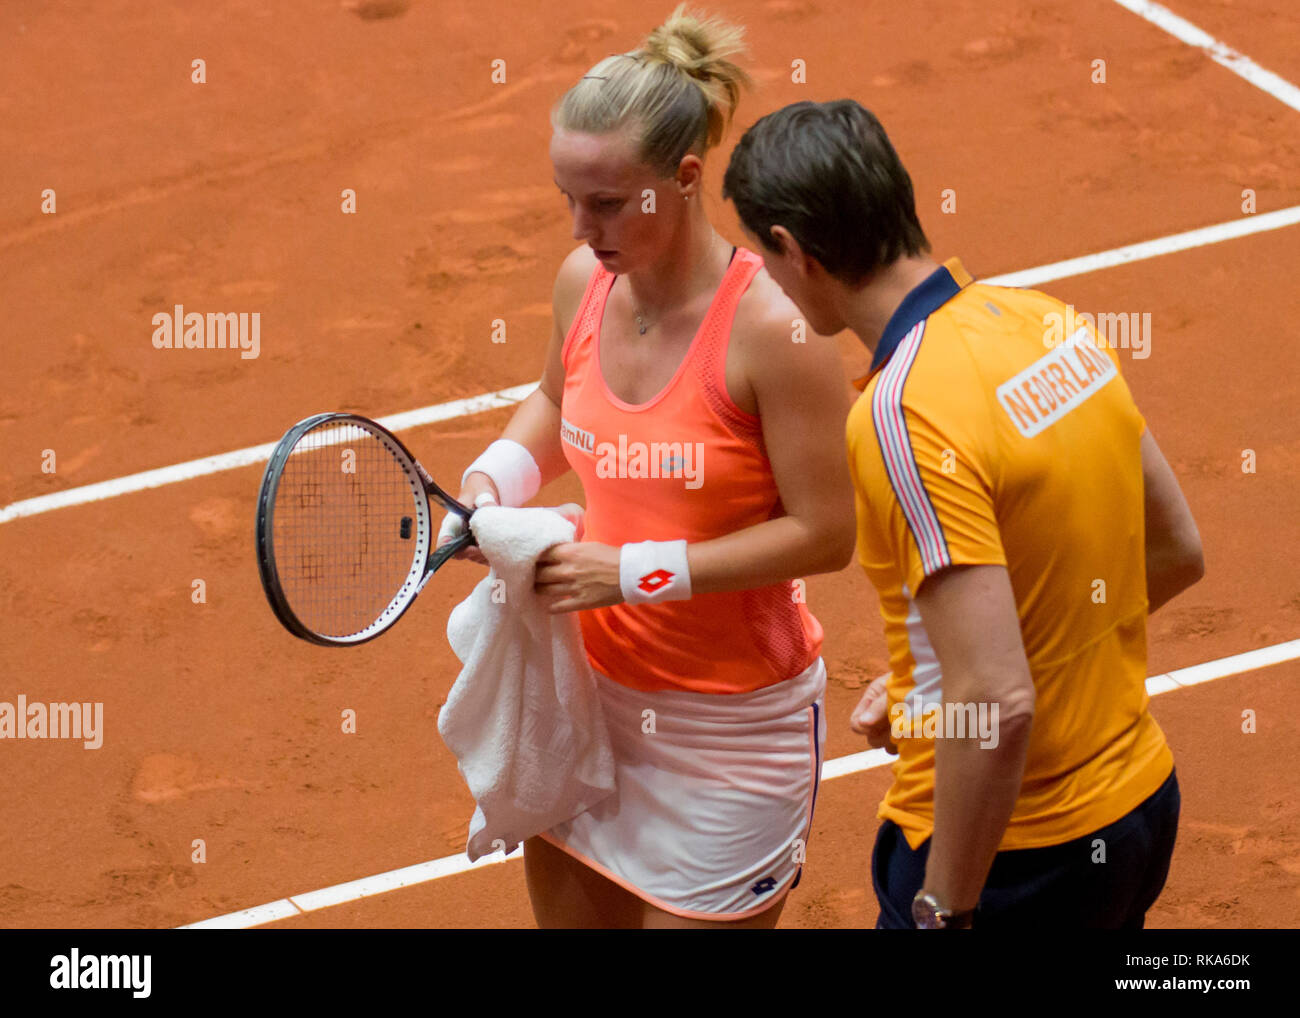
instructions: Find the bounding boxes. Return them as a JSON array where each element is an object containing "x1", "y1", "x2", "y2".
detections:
[{"x1": 559, "y1": 245, "x2": 824, "y2": 694}]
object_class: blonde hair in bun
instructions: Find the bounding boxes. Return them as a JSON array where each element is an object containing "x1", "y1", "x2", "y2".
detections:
[{"x1": 552, "y1": 5, "x2": 753, "y2": 176}]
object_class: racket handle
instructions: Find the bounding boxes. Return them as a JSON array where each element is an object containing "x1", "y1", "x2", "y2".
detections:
[{"x1": 424, "y1": 530, "x2": 476, "y2": 583}]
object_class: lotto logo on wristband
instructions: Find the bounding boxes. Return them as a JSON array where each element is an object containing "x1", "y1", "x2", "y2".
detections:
[
  {"x1": 621, "y1": 540, "x2": 691, "y2": 605},
  {"x1": 637, "y1": 569, "x2": 675, "y2": 594}
]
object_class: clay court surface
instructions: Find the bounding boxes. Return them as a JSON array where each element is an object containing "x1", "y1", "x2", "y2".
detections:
[{"x1": 1, "y1": 0, "x2": 1298, "y2": 929}]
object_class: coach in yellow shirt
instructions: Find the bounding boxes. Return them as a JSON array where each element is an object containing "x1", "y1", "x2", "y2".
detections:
[{"x1": 724, "y1": 99, "x2": 1204, "y2": 928}]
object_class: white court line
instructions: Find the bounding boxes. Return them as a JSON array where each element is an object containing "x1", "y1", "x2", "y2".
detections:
[
  {"x1": 0, "y1": 383, "x2": 538, "y2": 524},
  {"x1": 982, "y1": 205, "x2": 1300, "y2": 288},
  {"x1": 178, "y1": 637, "x2": 1300, "y2": 929},
  {"x1": 1111, "y1": 0, "x2": 1300, "y2": 114},
  {"x1": 5, "y1": 204, "x2": 1300, "y2": 526}
]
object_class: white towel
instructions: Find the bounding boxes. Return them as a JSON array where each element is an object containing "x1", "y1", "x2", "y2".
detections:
[{"x1": 439, "y1": 505, "x2": 616, "y2": 862}]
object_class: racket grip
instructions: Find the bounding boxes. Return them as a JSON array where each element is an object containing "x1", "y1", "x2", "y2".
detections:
[{"x1": 425, "y1": 530, "x2": 475, "y2": 581}]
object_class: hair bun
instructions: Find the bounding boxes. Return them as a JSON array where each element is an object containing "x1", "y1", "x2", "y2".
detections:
[
  {"x1": 639, "y1": 4, "x2": 751, "y2": 149},
  {"x1": 645, "y1": 12, "x2": 711, "y2": 77},
  {"x1": 551, "y1": 5, "x2": 752, "y2": 172},
  {"x1": 644, "y1": 4, "x2": 745, "y2": 83}
]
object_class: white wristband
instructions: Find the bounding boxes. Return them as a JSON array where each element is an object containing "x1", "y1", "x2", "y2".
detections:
[
  {"x1": 619, "y1": 540, "x2": 692, "y2": 605},
  {"x1": 462, "y1": 439, "x2": 541, "y2": 508}
]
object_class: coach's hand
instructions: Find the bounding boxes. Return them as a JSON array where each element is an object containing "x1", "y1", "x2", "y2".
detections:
[
  {"x1": 535, "y1": 540, "x2": 622, "y2": 613},
  {"x1": 850, "y1": 673, "x2": 898, "y2": 754}
]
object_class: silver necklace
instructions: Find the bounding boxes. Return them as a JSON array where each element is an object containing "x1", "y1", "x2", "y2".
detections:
[{"x1": 632, "y1": 231, "x2": 718, "y2": 335}]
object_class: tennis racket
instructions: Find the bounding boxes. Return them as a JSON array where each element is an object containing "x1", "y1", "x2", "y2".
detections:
[{"x1": 255, "y1": 412, "x2": 475, "y2": 646}]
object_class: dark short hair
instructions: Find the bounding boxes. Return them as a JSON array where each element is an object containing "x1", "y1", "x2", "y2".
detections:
[{"x1": 723, "y1": 99, "x2": 930, "y2": 283}]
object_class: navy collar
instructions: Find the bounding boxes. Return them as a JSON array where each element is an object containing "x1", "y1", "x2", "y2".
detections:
[{"x1": 869, "y1": 263, "x2": 964, "y2": 373}]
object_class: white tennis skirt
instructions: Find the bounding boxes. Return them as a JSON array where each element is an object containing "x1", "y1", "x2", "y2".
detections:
[{"x1": 539, "y1": 656, "x2": 827, "y2": 920}]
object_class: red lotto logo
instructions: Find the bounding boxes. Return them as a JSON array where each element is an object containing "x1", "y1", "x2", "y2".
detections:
[{"x1": 637, "y1": 569, "x2": 674, "y2": 594}]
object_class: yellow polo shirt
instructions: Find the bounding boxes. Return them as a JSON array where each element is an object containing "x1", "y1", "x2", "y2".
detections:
[{"x1": 847, "y1": 257, "x2": 1174, "y2": 850}]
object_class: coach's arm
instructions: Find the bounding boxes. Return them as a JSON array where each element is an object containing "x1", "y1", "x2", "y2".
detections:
[
  {"x1": 1141, "y1": 430, "x2": 1204, "y2": 614},
  {"x1": 913, "y1": 564, "x2": 1036, "y2": 920}
]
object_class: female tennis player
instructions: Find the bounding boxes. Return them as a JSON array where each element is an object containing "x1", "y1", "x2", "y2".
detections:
[{"x1": 440, "y1": 4, "x2": 856, "y2": 928}]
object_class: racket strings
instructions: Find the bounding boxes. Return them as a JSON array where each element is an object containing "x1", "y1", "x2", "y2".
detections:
[{"x1": 271, "y1": 421, "x2": 423, "y2": 638}]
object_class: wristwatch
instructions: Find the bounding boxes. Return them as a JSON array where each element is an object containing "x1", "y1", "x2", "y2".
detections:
[{"x1": 911, "y1": 889, "x2": 976, "y2": 929}]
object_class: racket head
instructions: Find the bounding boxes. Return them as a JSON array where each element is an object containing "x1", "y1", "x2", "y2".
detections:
[{"x1": 255, "y1": 412, "x2": 472, "y2": 646}]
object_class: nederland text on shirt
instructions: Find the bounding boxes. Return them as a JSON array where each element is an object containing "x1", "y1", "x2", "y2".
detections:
[{"x1": 996, "y1": 327, "x2": 1118, "y2": 438}]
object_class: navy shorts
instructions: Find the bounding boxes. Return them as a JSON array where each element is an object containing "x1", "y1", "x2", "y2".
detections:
[{"x1": 871, "y1": 767, "x2": 1180, "y2": 929}]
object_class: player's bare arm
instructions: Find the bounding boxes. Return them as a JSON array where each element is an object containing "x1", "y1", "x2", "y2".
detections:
[
  {"x1": 684, "y1": 269, "x2": 857, "y2": 592},
  {"x1": 913, "y1": 563, "x2": 1036, "y2": 914},
  {"x1": 460, "y1": 245, "x2": 595, "y2": 507},
  {"x1": 1140, "y1": 429, "x2": 1204, "y2": 614}
]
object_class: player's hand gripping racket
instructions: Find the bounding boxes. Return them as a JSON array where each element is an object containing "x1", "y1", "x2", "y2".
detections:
[{"x1": 256, "y1": 412, "x2": 474, "y2": 646}]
